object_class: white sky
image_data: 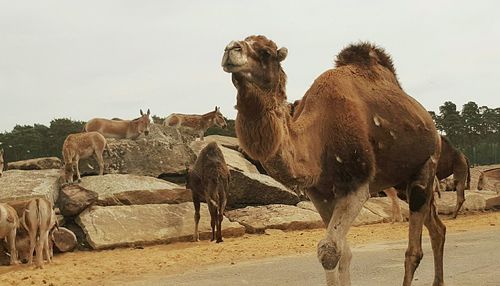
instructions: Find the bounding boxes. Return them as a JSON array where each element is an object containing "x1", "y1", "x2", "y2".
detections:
[{"x1": 0, "y1": 0, "x2": 498, "y2": 132}]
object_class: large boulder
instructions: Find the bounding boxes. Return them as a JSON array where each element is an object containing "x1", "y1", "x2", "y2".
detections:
[
  {"x1": 7, "y1": 157, "x2": 62, "y2": 170},
  {"x1": 0, "y1": 169, "x2": 62, "y2": 205},
  {"x1": 435, "y1": 191, "x2": 487, "y2": 215},
  {"x1": 363, "y1": 197, "x2": 410, "y2": 222},
  {"x1": 79, "y1": 124, "x2": 196, "y2": 177},
  {"x1": 227, "y1": 169, "x2": 300, "y2": 208},
  {"x1": 76, "y1": 203, "x2": 245, "y2": 249},
  {"x1": 225, "y1": 204, "x2": 324, "y2": 233},
  {"x1": 52, "y1": 227, "x2": 78, "y2": 252},
  {"x1": 57, "y1": 184, "x2": 98, "y2": 216},
  {"x1": 190, "y1": 140, "x2": 259, "y2": 174},
  {"x1": 77, "y1": 174, "x2": 192, "y2": 206},
  {"x1": 296, "y1": 201, "x2": 385, "y2": 226}
]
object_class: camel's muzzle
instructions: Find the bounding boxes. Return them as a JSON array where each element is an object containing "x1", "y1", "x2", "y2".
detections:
[{"x1": 222, "y1": 41, "x2": 247, "y2": 72}]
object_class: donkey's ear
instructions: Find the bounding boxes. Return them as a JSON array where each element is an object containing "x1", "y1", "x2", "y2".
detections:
[
  {"x1": 147, "y1": 109, "x2": 150, "y2": 115},
  {"x1": 214, "y1": 106, "x2": 217, "y2": 111},
  {"x1": 140, "y1": 109, "x2": 144, "y2": 116}
]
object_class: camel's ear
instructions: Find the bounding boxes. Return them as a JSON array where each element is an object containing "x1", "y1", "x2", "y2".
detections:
[
  {"x1": 147, "y1": 109, "x2": 150, "y2": 115},
  {"x1": 277, "y1": 47, "x2": 288, "y2": 62},
  {"x1": 140, "y1": 109, "x2": 144, "y2": 116}
]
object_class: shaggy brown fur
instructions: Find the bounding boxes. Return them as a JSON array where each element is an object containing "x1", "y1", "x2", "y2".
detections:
[
  {"x1": 222, "y1": 35, "x2": 444, "y2": 286},
  {"x1": 62, "y1": 132, "x2": 107, "y2": 183},
  {"x1": 164, "y1": 107, "x2": 227, "y2": 141},
  {"x1": 187, "y1": 142, "x2": 230, "y2": 243},
  {"x1": 436, "y1": 136, "x2": 470, "y2": 218},
  {"x1": 85, "y1": 109, "x2": 151, "y2": 139}
]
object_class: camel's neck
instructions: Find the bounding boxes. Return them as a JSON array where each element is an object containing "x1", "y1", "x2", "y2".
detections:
[{"x1": 234, "y1": 77, "x2": 308, "y2": 187}]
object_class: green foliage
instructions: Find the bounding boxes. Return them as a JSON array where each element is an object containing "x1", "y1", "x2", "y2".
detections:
[
  {"x1": 205, "y1": 118, "x2": 236, "y2": 137},
  {"x1": 0, "y1": 118, "x2": 85, "y2": 164},
  {"x1": 433, "y1": 101, "x2": 499, "y2": 165}
]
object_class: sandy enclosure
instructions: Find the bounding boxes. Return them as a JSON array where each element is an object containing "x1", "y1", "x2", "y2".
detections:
[{"x1": 0, "y1": 212, "x2": 498, "y2": 286}]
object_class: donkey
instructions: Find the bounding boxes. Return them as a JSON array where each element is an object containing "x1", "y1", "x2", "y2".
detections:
[
  {"x1": 0, "y1": 203, "x2": 19, "y2": 265},
  {"x1": 164, "y1": 106, "x2": 227, "y2": 140},
  {"x1": 186, "y1": 142, "x2": 230, "y2": 243},
  {"x1": 20, "y1": 198, "x2": 56, "y2": 268},
  {"x1": 62, "y1": 131, "x2": 107, "y2": 183},
  {"x1": 0, "y1": 149, "x2": 4, "y2": 178},
  {"x1": 85, "y1": 109, "x2": 151, "y2": 139}
]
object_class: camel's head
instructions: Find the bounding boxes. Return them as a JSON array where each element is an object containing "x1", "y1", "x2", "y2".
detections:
[{"x1": 222, "y1": 35, "x2": 288, "y2": 90}]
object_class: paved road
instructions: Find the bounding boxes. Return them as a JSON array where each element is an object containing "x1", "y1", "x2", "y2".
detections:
[{"x1": 124, "y1": 229, "x2": 500, "y2": 286}]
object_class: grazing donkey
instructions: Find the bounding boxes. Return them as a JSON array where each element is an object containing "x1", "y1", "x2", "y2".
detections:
[
  {"x1": 187, "y1": 142, "x2": 230, "y2": 243},
  {"x1": 85, "y1": 109, "x2": 151, "y2": 139},
  {"x1": 164, "y1": 106, "x2": 227, "y2": 140},
  {"x1": 20, "y1": 198, "x2": 56, "y2": 268},
  {"x1": 0, "y1": 203, "x2": 19, "y2": 265},
  {"x1": 62, "y1": 131, "x2": 107, "y2": 183},
  {"x1": 0, "y1": 148, "x2": 4, "y2": 178}
]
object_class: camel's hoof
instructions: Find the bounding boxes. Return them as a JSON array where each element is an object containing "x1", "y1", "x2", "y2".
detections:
[
  {"x1": 216, "y1": 239, "x2": 223, "y2": 243},
  {"x1": 318, "y1": 239, "x2": 341, "y2": 270}
]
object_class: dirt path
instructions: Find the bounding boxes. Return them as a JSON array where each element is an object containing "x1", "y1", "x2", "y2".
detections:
[{"x1": 1, "y1": 212, "x2": 498, "y2": 286}]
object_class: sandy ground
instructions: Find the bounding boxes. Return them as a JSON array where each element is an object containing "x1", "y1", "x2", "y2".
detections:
[{"x1": 0, "y1": 211, "x2": 498, "y2": 286}]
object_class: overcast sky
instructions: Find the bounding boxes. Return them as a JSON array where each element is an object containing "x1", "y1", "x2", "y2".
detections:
[{"x1": 0, "y1": 1, "x2": 498, "y2": 132}]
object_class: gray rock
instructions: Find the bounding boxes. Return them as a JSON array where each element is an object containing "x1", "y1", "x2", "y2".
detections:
[
  {"x1": 227, "y1": 169, "x2": 300, "y2": 208},
  {"x1": 296, "y1": 200, "x2": 384, "y2": 226},
  {"x1": 79, "y1": 124, "x2": 197, "y2": 177},
  {"x1": 190, "y1": 141, "x2": 258, "y2": 174},
  {"x1": 7, "y1": 157, "x2": 62, "y2": 170},
  {"x1": 52, "y1": 227, "x2": 78, "y2": 252},
  {"x1": 58, "y1": 184, "x2": 98, "y2": 216},
  {"x1": 363, "y1": 197, "x2": 410, "y2": 222},
  {"x1": 0, "y1": 169, "x2": 62, "y2": 205},
  {"x1": 76, "y1": 203, "x2": 245, "y2": 249},
  {"x1": 225, "y1": 204, "x2": 324, "y2": 234},
  {"x1": 77, "y1": 174, "x2": 192, "y2": 206}
]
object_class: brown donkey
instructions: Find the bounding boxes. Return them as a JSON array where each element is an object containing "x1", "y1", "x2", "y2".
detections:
[
  {"x1": 0, "y1": 202, "x2": 19, "y2": 265},
  {"x1": 186, "y1": 142, "x2": 230, "y2": 243},
  {"x1": 85, "y1": 109, "x2": 151, "y2": 139},
  {"x1": 0, "y1": 148, "x2": 4, "y2": 178},
  {"x1": 62, "y1": 131, "x2": 107, "y2": 183},
  {"x1": 164, "y1": 106, "x2": 227, "y2": 140},
  {"x1": 222, "y1": 35, "x2": 445, "y2": 286}
]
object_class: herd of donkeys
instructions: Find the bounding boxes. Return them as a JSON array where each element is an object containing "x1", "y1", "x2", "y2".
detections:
[{"x1": 0, "y1": 106, "x2": 228, "y2": 268}]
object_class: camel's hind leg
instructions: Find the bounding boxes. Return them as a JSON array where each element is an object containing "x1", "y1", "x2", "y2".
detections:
[
  {"x1": 192, "y1": 193, "x2": 201, "y2": 242},
  {"x1": 424, "y1": 197, "x2": 446, "y2": 286},
  {"x1": 314, "y1": 184, "x2": 370, "y2": 286},
  {"x1": 403, "y1": 157, "x2": 442, "y2": 286}
]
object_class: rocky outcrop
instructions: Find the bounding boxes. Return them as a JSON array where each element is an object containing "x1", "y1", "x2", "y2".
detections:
[
  {"x1": 77, "y1": 174, "x2": 191, "y2": 206},
  {"x1": 57, "y1": 184, "x2": 98, "y2": 216},
  {"x1": 190, "y1": 141, "x2": 258, "y2": 174},
  {"x1": 296, "y1": 200, "x2": 386, "y2": 226},
  {"x1": 7, "y1": 157, "x2": 62, "y2": 170},
  {"x1": 0, "y1": 169, "x2": 62, "y2": 205},
  {"x1": 52, "y1": 227, "x2": 78, "y2": 252},
  {"x1": 225, "y1": 204, "x2": 324, "y2": 233},
  {"x1": 227, "y1": 169, "x2": 300, "y2": 208},
  {"x1": 79, "y1": 124, "x2": 197, "y2": 177},
  {"x1": 76, "y1": 203, "x2": 245, "y2": 249}
]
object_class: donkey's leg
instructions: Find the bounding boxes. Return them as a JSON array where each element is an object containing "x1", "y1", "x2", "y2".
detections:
[
  {"x1": 385, "y1": 188, "x2": 404, "y2": 223},
  {"x1": 318, "y1": 184, "x2": 370, "y2": 286},
  {"x1": 403, "y1": 158, "x2": 436, "y2": 286},
  {"x1": 95, "y1": 151, "x2": 105, "y2": 176},
  {"x1": 43, "y1": 231, "x2": 51, "y2": 263},
  {"x1": 7, "y1": 228, "x2": 19, "y2": 265},
  {"x1": 193, "y1": 193, "x2": 201, "y2": 242},
  {"x1": 452, "y1": 165, "x2": 467, "y2": 218},
  {"x1": 424, "y1": 198, "x2": 446, "y2": 286},
  {"x1": 74, "y1": 157, "x2": 81, "y2": 183},
  {"x1": 27, "y1": 230, "x2": 36, "y2": 265}
]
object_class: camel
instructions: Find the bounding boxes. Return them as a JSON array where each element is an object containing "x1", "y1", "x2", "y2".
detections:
[
  {"x1": 0, "y1": 149, "x2": 4, "y2": 178},
  {"x1": 186, "y1": 142, "x2": 230, "y2": 243},
  {"x1": 85, "y1": 109, "x2": 151, "y2": 139},
  {"x1": 164, "y1": 107, "x2": 227, "y2": 141},
  {"x1": 222, "y1": 35, "x2": 445, "y2": 286},
  {"x1": 62, "y1": 131, "x2": 107, "y2": 183}
]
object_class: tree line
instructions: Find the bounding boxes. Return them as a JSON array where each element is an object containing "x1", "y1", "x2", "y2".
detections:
[{"x1": 0, "y1": 101, "x2": 498, "y2": 167}]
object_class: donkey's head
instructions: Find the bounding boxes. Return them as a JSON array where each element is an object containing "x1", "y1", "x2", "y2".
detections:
[
  {"x1": 213, "y1": 106, "x2": 227, "y2": 129},
  {"x1": 0, "y1": 148, "x2": 4, "y2": 177},
  {"x1": 222, "y1": 35, "x2": 288, "y2": 92},
  {"x1": 138, "y1": 109, "x2": 152, "y2": 136}
]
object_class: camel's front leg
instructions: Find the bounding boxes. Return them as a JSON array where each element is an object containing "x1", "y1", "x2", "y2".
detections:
[{"x1": 318, "y1": 184, "x2": 370, "y2": 286}]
